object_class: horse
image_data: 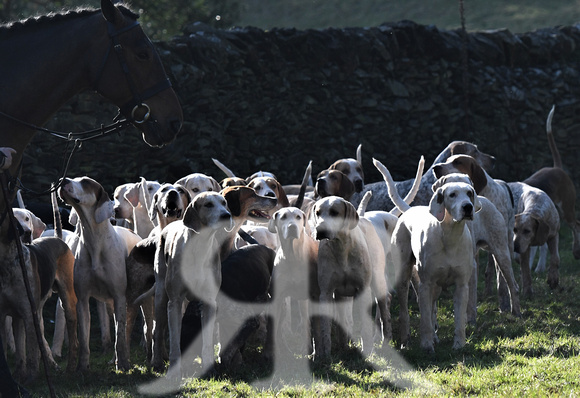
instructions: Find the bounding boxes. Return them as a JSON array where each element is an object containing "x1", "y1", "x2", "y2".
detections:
[{"x1": 0, "y1": 0, "x2": 182, "y2": 381}]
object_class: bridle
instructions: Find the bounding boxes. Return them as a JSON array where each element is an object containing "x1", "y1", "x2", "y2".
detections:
[{"x1": 92, "y1": 18, "x2": 173, "y2": 125}]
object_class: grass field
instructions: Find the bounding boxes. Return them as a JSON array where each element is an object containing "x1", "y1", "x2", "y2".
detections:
[
  {"x1": 236, "y1": 0, "x2": 580, "y2": 33},
  {"x1": 19, "y1": 223, "x2": 580, "y2": 397}
]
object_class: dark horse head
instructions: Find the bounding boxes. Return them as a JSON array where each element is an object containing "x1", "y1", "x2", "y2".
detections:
[{"x1": 95, "y1": 0, "x2": 183, "y2": 147}]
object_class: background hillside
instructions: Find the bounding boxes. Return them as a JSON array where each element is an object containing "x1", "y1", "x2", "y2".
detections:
[{"x1": 236, "y1": 0, "x2": 580, "y2": 33}]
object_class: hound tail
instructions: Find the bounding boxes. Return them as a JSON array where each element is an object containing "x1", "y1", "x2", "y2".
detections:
[
  {"x1": 357, "y1": 191, "x2": 372, "y2": 216},
  {"x1": 546, "y1": 105, "x2": 562, "y2": 169},
  {"x1": 293, "y1": 160, "x2": 312, "y2": 210},
  {"x1": 373, "y1": 155, "x2": 425, "y2": 216},
  {"x1": 212, "y1": 158, "x2": 237, "y2": 178},
  {"x1": 51, "y1": 183, "x2": 63, "y2": 240}
]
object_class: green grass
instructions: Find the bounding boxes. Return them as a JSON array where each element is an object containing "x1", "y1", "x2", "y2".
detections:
[
  {"x1": 236, "y1": 0, "x2": 580, "y2": 33},
  {"x1": 18, "y1": 224, "x2": 580, "y2": 397}
]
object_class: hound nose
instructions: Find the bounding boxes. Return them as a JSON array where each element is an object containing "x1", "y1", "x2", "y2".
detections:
[
  {"x1": 169, "y1": 118, "x2": 182, "y2": 135},
  {"x1": 463, "y1": 203, "x2": 473, "y2": 217}
]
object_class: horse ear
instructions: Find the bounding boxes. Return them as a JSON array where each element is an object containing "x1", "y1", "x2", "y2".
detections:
[{"x1": 101, "y1": 0, "x2": 122, "y2": 24}]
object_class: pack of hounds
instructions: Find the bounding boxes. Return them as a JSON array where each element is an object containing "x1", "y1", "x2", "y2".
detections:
[{"x1": 1, "y1": 105, "x2": 578, "y2": 383}]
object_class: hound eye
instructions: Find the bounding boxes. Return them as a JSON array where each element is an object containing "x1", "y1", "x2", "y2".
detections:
[
  {"x1": 281, "y1": 214, "x2": 287, "y2": 220},
  {"x1": 193, "y1": 188, "x2": 199, "y2": 193},
  {"x1": 205, "y1": 202, "x2": 214, "y2": 208},
  {"x1": 329, "y1": 209, "x2": 339, "y2": 217},
  {"x1": 467, "y1": 191, "x2": 474, "y2": 198},
  {"x1": 449, "y1": 192, "x2": 456, "y2": 198}
]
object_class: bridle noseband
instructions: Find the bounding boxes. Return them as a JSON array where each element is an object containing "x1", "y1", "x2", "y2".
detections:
[{"x1": 93, "y1": 19, "x2": 172, "y2": 124}]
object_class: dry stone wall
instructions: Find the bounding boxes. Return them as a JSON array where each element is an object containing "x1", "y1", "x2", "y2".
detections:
[{"x1": 23, "y1": 20, "x2": 580, "y2": 207}]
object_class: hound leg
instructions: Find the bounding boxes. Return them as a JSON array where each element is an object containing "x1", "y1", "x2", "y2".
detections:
[
  {"x1": 534, "y1": 244, "x2": 548, "y2": 273},
  {"x1": 141, "y1": 297, "x2": 155, "y2": 363},
  {"x1": 113, "y1": 295, "x2": 130, "y2": 371},
  {"x1": 317, "y1": 291, "x2": 334, "y2": 360},
  {"x1": 97, "y1": 301, "x2": 111, "y2": 352},
  {"x1": 76, "y1": 297, "x2": 91, "y2": 372},
  {"x1": 467, "y1": 256, "x2": 478, "y2": 325},
  {"x1": 519, "y1": 249, "x2": 533, "y2": 297},
  {"x1": 51, "y1": 298, "x2": 65, "y2": 358},
  {"x1": 546, "y1": 235, "x2": 560, "y2": 289},
  {"x1": 372, "y1": 271, "x2": 392, "y2": 344},
  {"x1": 492, "y1": 252, "x2": 521, "y2": 317},
  {"x1": 354, "y1": 288, "x2": 374, "y2": 356},
  {"x1": 152, "y1": 288, "x2": 169, "y2": 372},
  {"x1": 418, "y1": 282, "x2": 436, "y2": 354},
  {"x1": 12, "y1": 317, "x2": 27, "y2": 381},
  {"x1": 166, "y1": 296, "x2": 184, "y2": 376},
  {"x1": 200, "y1": 300, "x2": 217, "y2": 373},
  {"x1": 452, "y1": 282, "x2": 469, "y2": 350}
]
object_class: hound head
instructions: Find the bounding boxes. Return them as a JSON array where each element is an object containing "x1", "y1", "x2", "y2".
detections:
[
  {"x1": 149, "y1": 183, "x2": 192, "y2": 224},
  {"x1": 58, "y1": 176, "x2": 113, "y2": 224},
  {"x1": 448, "y1": 141, "x2": 496, "y2": 173},
  {"x1": 315, "y1": 169, "x2": 355, "y2": 200},
  {"x1": 429, "y1": 182, "x2": 481, "y2": 223},
  {"x1": 513, "y1": 212, "x2": 552, "y2": 255},
  {"x1": 13, "y1": 208, "x2": 46, "y2": 243},
  {"x1": 432, "y1": 154, "x2": 488, "y2": 194},
  {"x1": 113, "y1": 182, "x2": 135, "y2": 220},
  {"x1": 220, "y1": 177, "x2": 246, "y2": 189},
  {"x1": 246, "y1": 176, "x2": 289, "y2": 209},
  {"x1": 175, "y1": 173, "x2": 221, "y2": 199},
  {"x1": 268, "y1": 207, "x2": 306, "y2": 241},
  {"x1": 221, "y1": 185, "x2": 278, "y2": 224},
  {"x1": 312, "y1": 196, "x2": 359, "y2": 240},
  {"x1": 329, "y1": 145, "x2": 364, "y2": 192},
  {"x1": 123, "y1": 179, "x2": 161, "y2": 210},
  {"x1": 182, "y1": 191, "x2": 233, "y2": 233}
]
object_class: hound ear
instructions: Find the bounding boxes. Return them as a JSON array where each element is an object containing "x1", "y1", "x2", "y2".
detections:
[
  {"x1": 124, "y1": 184, "x2": 140, "y2": 207},
  {"x1": 338, "y1": 174, "x2": 355, "y2": 200},
  {"x1": 275, "y1": 181, "x2": 290, "y2": 207},
  {"x1": 176, "y1": 184, "x2": 192, "y2": 205},
  {"x1": 429, "y1": 187, "x2": 446, "y2": 222},
  {"x1": 95, "y1": 198, "x2": 114, "y2": 224},
  {"x1": 472, "y1": 189, "x2": 482, "y2": 214},
  {"x1": 531, "y1": 216, "x2": 551, "y2": 246},
  {"x1": 69, "y1": 208, "x2": 78, "y2": 226},
  {"x1": 210, "y1": 177, "x2": 221, "y2": 193},
  {"x1": 343, "y1": 200, "x2": 359, "y2": 230},
  {"x1": 149, "y1": 192, "x2": 159, "y2": 221},
  {"x1": 223, "y1": 187, "x2": 242, "y2": 217},
  {"x1": 30, "y1": 213, "x2": 47, "y2": 239},
  {"x1": 182, "y1": 204, "x2": 202, "y2": 233},
  {"x1": 470, "y1": 161, "x2": 488, "y2": 194},
  {"x1": 267, "y1": 212, "x2": 279, "y2": 234}
]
